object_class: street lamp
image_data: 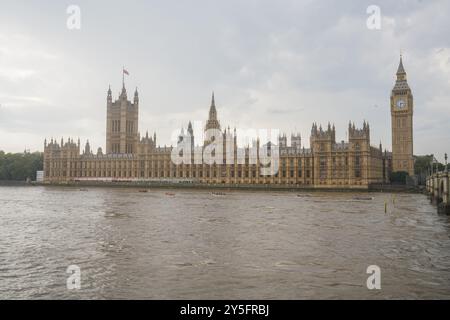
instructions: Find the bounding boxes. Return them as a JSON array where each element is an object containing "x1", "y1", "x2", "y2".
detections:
[
  {"x1": 432, "y1": 155, "x2": 438, "y2": 174},
  {"x1": 432, "y1": 162, "x2": 435, "y2": 175},
  {"x1": 445, "y1": 153, "x2": 448, "y2": 173}
]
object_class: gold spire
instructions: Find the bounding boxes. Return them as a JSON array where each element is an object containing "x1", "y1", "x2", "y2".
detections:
[{"x1": 397, "y1": 54, "x2": 406, "y2": 75}]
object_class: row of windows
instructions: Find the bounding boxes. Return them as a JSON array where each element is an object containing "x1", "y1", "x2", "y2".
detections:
[
  {"x1": 126, "y1": 144, "x2": 133, "y2": 154},
  {"x1": 46, "y1": 154, "x2": 369, "y2": 179},
  {"x1": 112, "y1": 120, "x2": 121, "y2": 133},
  {"x1": 111, "y1": 120, "x2": 136, "y2": 133},
  {"x1": 48, "y1": 159, "x2": 315, "y2": 170},
  {"x1": 47, "y1": 167, "x2": 369, "y2": 181},
  {"x1": 47, "y1": 164, "x2": 315, "y2": 178},
  {"x1": 396, "y1": 117, "x2": 409, "y2": 129},
  {"x1": 126, "y1": 121, "x2": 135, "y2": 134},
  {"x1": 48, "y1": 168, "x2": 316, "y2": 180},
  {"x1": 47, "y1": 157, "x2": 365, "y2": 171},
  {"x1": 111, "y1": 143, "x2": 120, "y2": 154},
  {"x1": 47, "y1": 168, "x2": 374, "y2": 181}
]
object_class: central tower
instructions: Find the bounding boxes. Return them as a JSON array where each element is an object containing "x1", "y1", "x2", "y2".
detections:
[
  {"x1": 390, "y1": 55, "x2": 414, "y2": 176},
  {"x1": 204, "y1": 92, "x2": 221, "y2": 145}
]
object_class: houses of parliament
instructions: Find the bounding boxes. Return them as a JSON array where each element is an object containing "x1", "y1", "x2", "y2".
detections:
[{"x1": 43, "y1": 56, "x2": 415, "y2": 188}]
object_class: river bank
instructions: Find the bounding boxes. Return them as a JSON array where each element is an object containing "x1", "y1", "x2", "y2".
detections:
[
  {"x1": 18, "y1": 180, "x2": 423, "y2": 193},
  {"x1": 0, "y1": 180, "x2": 31, "y2": 186}
]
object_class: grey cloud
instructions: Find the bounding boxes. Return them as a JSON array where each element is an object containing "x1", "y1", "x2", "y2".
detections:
[{"x1": 0, "y1": 0, "x2": 449, "y2": 161}]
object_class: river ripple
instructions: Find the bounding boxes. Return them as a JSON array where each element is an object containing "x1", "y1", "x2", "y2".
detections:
[{"x1": 0, "y1": 186, "x2": 449, "y2": 299}]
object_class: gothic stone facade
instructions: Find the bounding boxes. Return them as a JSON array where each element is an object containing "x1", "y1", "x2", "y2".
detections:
[
  {"x1": 390, "y1": 55, "x2": 414, "y2": 176},
  {"x1": 43, "y1": 57, "x2": 413, "y2": 188}
]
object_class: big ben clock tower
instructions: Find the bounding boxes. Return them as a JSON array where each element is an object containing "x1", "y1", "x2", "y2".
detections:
[{"x1": 390, "y1": 55, "x2": 414, "y2": 176}]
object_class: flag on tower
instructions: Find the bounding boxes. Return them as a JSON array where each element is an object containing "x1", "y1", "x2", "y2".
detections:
[{"x1": 123, "y1": 68, "x2": 129, "y2": 75}]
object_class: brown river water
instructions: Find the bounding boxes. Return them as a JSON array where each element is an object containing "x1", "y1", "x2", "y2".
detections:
[{"x1": 0, "y1": 186, "x2": 449, "y2": 299}]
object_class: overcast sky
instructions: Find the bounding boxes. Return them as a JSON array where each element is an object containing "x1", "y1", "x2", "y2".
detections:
[{"x1": 0, "y1": 0, "x2": 449, "y2": 161}]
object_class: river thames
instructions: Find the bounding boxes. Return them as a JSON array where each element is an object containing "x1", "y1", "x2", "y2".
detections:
[{"x1": 0, "y1": 186, "x2": 449, "y2": 299}]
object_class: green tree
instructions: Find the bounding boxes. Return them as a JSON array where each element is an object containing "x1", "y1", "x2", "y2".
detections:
[
  {"x1": 0, "y1": 151, "x2": 43, "y2": 181},
  {"x1": 414, "y1": 155, "x2": 433, "y2": 175},
  {"x1": 390, "y1": 171, "x2": 408, "y2": 184},
  {"x1": 415, "y1": 154, "x2": 446, "y2": 175}
]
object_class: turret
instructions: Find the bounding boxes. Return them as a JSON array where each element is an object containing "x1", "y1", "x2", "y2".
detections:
[
  {"x1": 206, "y1": 91, "x2": 220, "y2": 128},
  {"x1": 392, "y1": 54, "x2": 411, "y2": 93},
  {"x1": 178, "y1": 127, "x2": 185, "y2": 144},
  {"x1": 210, "y1": 92, "x2": 216, "y2": 119},
  {"x1": 107, "y1": 85, "x2": 112, "y2": 104},
  {"x1": 84, "y1": 140, "x2": 91, "y2": 155},
  {"x1": 311, "y1": 122, "x2": 317, "y2": 135},
  {"x1": 348, "y1": 121, "x2": 370, "y2": 151},
  {"x1": 204, "y1": 92, "x2": 221, "y2": 145},
  {"x1": 134, "y1": 87, "x2": 139, "y2": 104},
  {"x1": 120, "y1": 82, "x2": 127, "y2": 100},
  {"x1": 396, "y1": 54, "x2": 407, "y2": 80},
  {"x1": 278, "y1": 133, "x2": 287, "y2": 148},
  {"x1": 310, "y1": 122, "x2": 335, "y2": 141},
  {"x1": 187, "y1": 121, "x2": 194, "y2": 148},
  {"x1": 187, "y1": 121, "x2": 193, "y2": 136},
  {"x1": 291, "y1": 133, "x2": 301, "y2": 149},
  {"x1": 310, "y1": 122, "x2": 336, "y2": 153}
]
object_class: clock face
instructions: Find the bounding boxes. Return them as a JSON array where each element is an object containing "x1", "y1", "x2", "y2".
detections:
[{"x1": 396, "y1": 99, "x2": 406, "y2": 109}]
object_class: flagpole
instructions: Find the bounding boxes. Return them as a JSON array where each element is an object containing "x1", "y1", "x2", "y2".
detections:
[{"x1": 122, "y1": 66, "x2": 124, "y2": 88}]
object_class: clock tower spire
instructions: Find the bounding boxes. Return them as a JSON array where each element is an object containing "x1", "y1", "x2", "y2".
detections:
[{"x1": 390, "y1": 54, "x2": 414, "y2": 176}]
